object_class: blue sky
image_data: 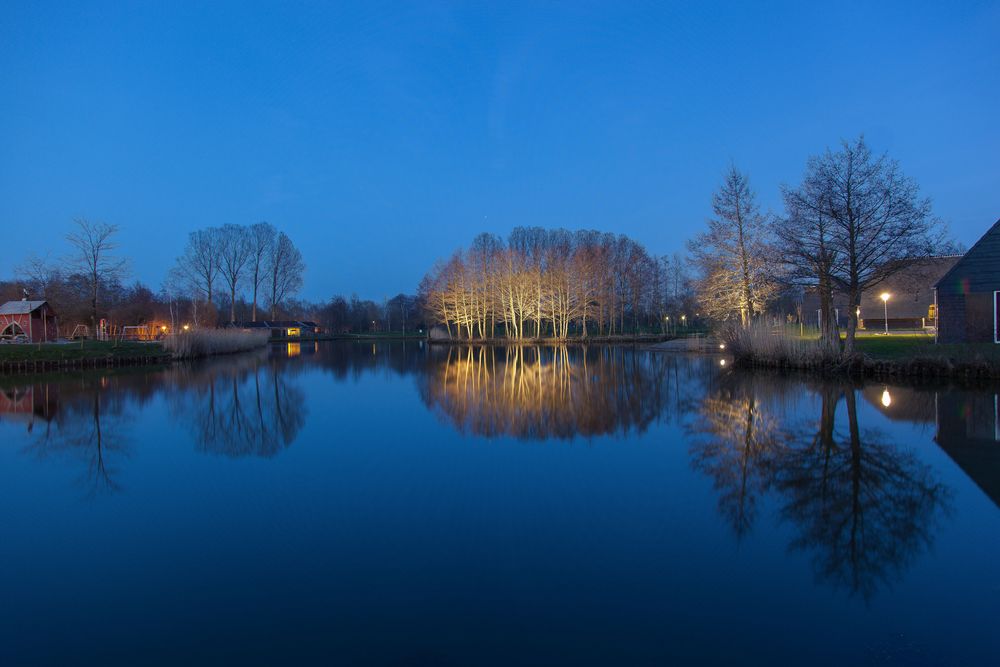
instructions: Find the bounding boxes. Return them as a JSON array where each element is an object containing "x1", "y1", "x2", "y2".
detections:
[{"x1": 2, "y1": 1, "x2": 998, "y2": 301}]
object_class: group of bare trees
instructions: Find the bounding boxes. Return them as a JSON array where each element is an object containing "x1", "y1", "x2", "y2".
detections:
[
  {"x1": 170, "y1": 222, "x2": 305, "y2": 325},
  {"x1": 419, "y1": 228, "x2": 690, "y2": 340},
  {"x1": 691, "y1": 137, "x2": 944, "y2": 355}
]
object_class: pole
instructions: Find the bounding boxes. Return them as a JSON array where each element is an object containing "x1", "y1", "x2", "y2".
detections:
[{"x1": 883, "y1": 299, "x2": 889, "y2": 335}]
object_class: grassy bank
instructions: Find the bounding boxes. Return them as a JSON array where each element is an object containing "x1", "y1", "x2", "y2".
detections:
[
  {"x1": 0, "y1": 330, "x2": 271, "y2": 373},
  {"x1": 0, "y1": 340, "x2": 171, "y2": 374},
  {"x1": 728, "y1": 325, "x2": 1000, "y2": 381}
]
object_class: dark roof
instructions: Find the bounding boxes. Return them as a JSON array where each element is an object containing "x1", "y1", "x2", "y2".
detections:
[
  {"x1": 935, "y1": 217, "x2": 1000, "y2": 291},
  {"x1": 0, "y1": 300, "x2": 51, "y2": 315},
  {"x1": 225, "y1": 320, "x2": 320, "y2": 329}
]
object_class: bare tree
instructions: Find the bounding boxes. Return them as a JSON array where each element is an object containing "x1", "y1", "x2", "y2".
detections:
[
  {"x1": 65, "y1": 219, "x2": 128, "y2": 329},
  {"x1": 247, "y1": 222, "x2": 277, "y2": 322},
  {"x1": 175, "y1": 227, "x2": 222, "y2": 321},
  {"x1": 806, "y1": 137, "x2": 939, "y2": 354},
  {"x1": 778, "y1": 177, "x2": 842, "y2": 350},
  {"x1": 265, "y1": 232, "x2": 305, "y2": 319},
  {"x1": 689, "y1": 167, "x2": 776, "y2": 327},
  {"x1": 218, "y1": 224, "x2": 253, "y2": 323}
]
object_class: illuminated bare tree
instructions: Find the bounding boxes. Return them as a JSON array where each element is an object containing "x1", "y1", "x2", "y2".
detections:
[{"x1": 689, "y1": 167, "x2": 776, "y2": 327}]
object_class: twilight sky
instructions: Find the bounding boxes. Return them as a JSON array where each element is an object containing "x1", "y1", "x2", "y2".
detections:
[{"x1": 1, "y1": 1, "x2": 998, "y2": 301}]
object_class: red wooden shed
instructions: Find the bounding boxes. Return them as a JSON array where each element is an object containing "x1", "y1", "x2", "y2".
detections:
[{"x1": 0, "y1": 300, "x2": 59, "y2": 342}]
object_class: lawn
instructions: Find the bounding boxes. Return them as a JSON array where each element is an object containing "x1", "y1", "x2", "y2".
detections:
[{"x1": 851, "y1": 334, "x2": 1000, "y2": 362}]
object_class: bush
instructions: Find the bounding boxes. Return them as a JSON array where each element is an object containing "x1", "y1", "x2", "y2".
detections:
[{"x1": 163, "y1": 329, "x2": 269, "y2": 359}]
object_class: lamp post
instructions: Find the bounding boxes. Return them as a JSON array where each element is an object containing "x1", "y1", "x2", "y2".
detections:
[{"x1": 880, "y1": 293, "x2": 890, "y2": 335}]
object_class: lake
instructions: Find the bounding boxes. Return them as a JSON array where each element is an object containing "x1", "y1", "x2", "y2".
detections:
[{"x1": 1, "y1": 341, "x2": 998, "y2": 666}]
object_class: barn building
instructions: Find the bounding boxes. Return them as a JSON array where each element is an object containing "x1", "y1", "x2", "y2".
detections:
[
  {"x1": 0, "y1": 300, "x2": 59, "y2": 342},
  {"x1": 934, "y1": 218, "x2": 1000, "y2": 344}
]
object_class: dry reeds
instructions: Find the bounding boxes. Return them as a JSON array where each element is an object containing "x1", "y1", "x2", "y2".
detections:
[
  {"x1": 725, "y1": 321, "x2": 841, "y2": 368},
  {"x1": 163, "y1": 329, "x2": 269, "y2": 360}
]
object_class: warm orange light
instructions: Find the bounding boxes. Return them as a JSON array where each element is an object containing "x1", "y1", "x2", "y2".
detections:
[
  {"x1": 881, "y1": 388, "x2": 892, "y2": 407},
  {"x1": 183, "y1": 324, "x2": 190, "y2": 331},
  {"x1": 880, "y1": 292, "x2": 890, "y2": 302}
]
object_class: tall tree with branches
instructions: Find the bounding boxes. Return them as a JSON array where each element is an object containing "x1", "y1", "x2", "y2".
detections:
[
  {"x1": 689, "y1": 167, "x2": 776, "y2": 327},
  {"x1": 175, "y1": 227, "x2": 222, "y2": 320},
  {"x1": 247, "y1": 222, "x2": 277, "y2": 321},
  {"x1": 265, "y1": 232, "x2": 305, "y2": 319},
  {"x1": 218, "y1": 224, "x2": 253, "y2": 323},
  {"x1": 65, "y1": 219, "x2": 128, "y2": 329},
  {"x1": 807, "y1": 137, "x2": 939, "y2": 354}
]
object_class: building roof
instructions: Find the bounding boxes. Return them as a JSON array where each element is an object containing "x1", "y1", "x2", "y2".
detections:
[
  {"x1": 225, "y1": 320, "x2": 321, "y2": 329},
  {"x1": 935, "y1": 217, "x2": 1000, "y2": 291},
  {"x1": 0, "y1": 300, "x2": 50, "y2": 315}
]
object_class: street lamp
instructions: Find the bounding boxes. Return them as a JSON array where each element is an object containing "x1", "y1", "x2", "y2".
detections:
[{"x1": 880, "y1": 293, "x2": 890, "y2": 335}]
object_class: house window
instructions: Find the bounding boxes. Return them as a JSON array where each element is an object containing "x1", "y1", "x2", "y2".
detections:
[{"x1": 287, "y1": 327, "x2": 301, "y2": 337}]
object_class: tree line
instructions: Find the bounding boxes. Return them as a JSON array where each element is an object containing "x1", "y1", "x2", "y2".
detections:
[
  {"x1": 168, "y1": 222, "x2": 305, "y2": 326},
  {"x1": 419, "y1": 228, "x2": 693, "y2": 340},
  {"x1": 690, "y1": 136, "x2": 954, "y2": 355}
]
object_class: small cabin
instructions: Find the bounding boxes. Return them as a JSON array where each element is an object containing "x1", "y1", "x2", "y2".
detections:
[
  {"x1": 935, "y1": 218, "x2": 1000, "y2": 344},
  {"x1": 224, "y1": 320, "x2": 324, "y2": 339},
  {"x1": 0, "y1": 300, "x2": 59, "y2": 342}
]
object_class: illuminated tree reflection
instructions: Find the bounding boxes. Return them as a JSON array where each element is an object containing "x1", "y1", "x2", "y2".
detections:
[{"x1": 418, "y1": 345, "x2": 678, "y2": 440}]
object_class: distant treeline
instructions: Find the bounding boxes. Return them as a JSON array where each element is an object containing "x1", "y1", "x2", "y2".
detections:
[{"x1": 2, "y1": 219, "x2": 424, "y2": 336}]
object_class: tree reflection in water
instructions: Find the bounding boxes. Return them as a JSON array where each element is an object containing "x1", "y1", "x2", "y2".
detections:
[
  {"x1": 168, "y1": 351, "x2": 306, "y2": 458},
  {"x1": 11, "y1": 375, "x2": 134, "y2": 495},
  {"x1": 686, "y1": 378, "x2": 787, "y2": 539},
  {"x1": 687, "y1": 373, "x2": 950, "y2": 600},
  {"x1": 773, "y1": 388, "x2": 949, "y2": 601},
  {"x1": 417, "y1": 345, "x2": 685, "y2": 440}
]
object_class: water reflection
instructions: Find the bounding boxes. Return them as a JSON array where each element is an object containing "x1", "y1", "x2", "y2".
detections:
[
  {"x1": 686, "y1": 372, "x2": 955, "y2": 600},
  {"x1": 167, "y1": 351, "x2": 307, "y2": 458},
  {"x1": 0, "y1": 341, "x2": 997, "y2": 602},
  {"x1": 3, "y1": 375, "x2": 135, "y2": 495},
  {"x1": 416, "y1": 345, "x2": 692, "y2": 440}
]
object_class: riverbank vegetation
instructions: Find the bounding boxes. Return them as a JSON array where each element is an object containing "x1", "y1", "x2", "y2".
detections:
[
  {"x1": 162, "y1": 329, "x2": 270, "y2": 360},
  {"x1": 727, "y1": 323, "x2": 1000, "y2": 379},
  {"x1": 690, "y1": 136, "x2": 973, "y2": 374}
]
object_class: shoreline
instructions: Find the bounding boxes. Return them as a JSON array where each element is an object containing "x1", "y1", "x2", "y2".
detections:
[{"x1": 731, "y1": 353, "x2": 1000, "y2": 384}]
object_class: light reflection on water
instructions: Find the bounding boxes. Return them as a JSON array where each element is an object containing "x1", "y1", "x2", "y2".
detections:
[{"x1": 0, "y1": 341, "x2": 998, "y2": 665}]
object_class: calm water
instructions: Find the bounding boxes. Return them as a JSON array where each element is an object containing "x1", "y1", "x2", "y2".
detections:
[{"x1": 1, "y1": 342, "x2": 998, "y2": 666}]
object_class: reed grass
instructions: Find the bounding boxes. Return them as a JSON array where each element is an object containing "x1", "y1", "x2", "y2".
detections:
[
  {"x1": 163, "y1": 329, "x2": 269, "y2": 359},
  {"x1": 725, "y1": 321, "x2": 841, "y2": 368}
]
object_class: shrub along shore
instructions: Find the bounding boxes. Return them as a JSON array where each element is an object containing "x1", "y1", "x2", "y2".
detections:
[
  {"x1": 0, "y1": 330, "x2": 270, "y2": 374},
  {"x1": 728, "y1": 326, "x2": 1000, "y2": 382}
]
